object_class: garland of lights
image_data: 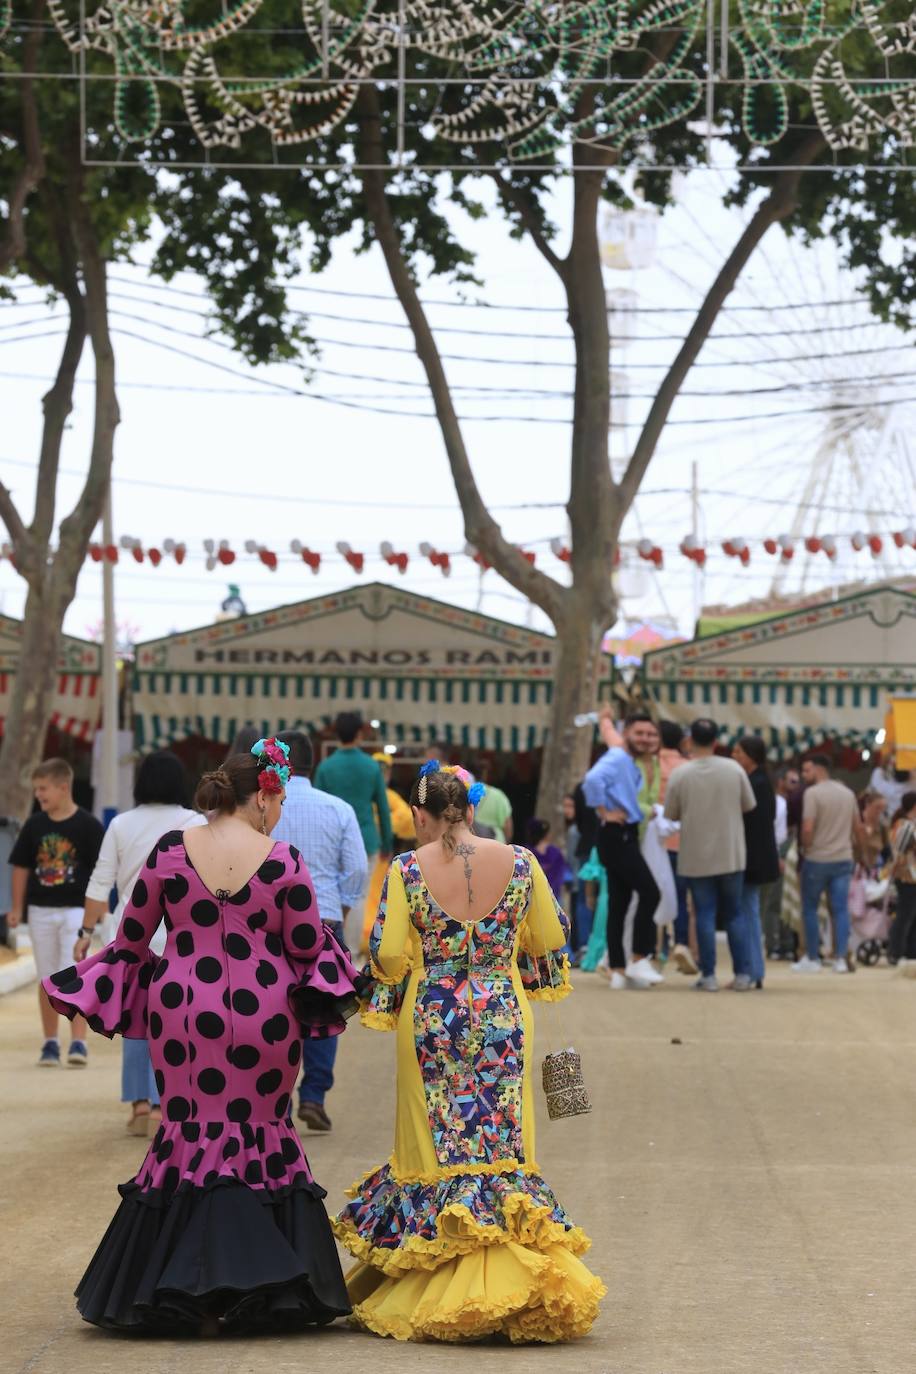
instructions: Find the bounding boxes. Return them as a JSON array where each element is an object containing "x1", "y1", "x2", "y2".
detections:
[{"x1": 5, "y1": 0, "x2": 913, "y2": 159}]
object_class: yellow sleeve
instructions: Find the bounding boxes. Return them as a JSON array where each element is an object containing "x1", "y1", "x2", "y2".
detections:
[
  {"x1": 518, "y1": 850, "x2": 572, "y2": 1002},
  {"x1": 369, "y1": 859, "x2": 411, "y2": 984}
]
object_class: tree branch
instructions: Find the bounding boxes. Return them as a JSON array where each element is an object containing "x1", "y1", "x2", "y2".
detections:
[
  {"x1": 490, "y1": 174, "x2": 568, "y2": 281},
  {"x1": 619, "y1": 130, "x2": 827, "y2": 512},
  {"x1": 0, "y1": 0, "x2": 47, "y2": 275},
  {"x1": 357, "y1": 88, "x2": 566, "y2": 624}
]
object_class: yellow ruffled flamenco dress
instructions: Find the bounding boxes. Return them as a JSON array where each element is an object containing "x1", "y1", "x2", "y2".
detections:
[{"x1": 333, "y1": 846, "x2": 605, "y2": 1342}]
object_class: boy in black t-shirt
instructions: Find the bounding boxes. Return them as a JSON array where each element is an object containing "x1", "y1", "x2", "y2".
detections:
[{"x1": 9, "y1": 758, "x2": 103, "y2": 1066}]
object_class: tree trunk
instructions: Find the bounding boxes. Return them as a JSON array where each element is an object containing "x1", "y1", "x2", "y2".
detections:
[
  {"x1": 534, "y1": 599, "x2": 608, "y2": 832},
  {"x1": 0, "y1": 580, "x2": 67, "y2": 817}
]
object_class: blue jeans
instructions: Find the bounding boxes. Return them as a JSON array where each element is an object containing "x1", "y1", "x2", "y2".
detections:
[
  {"x1": 573, "y1": 884, "x2": 594, "y2": 951},
  {"x1": 687, "y1": 872, "x2": 747, "y2": 979},
  {"x1": 739, "y1": 883, "x2": 766, "y2": 984},
  {"x1": 668, "y1": 852, "x2": 690, "y2": 946},
  {"x1": 122, "y1": 1037, "x2": 159, "y2": 1105},
  {"x1": 298, "y1": 919, "x2": 343, "y2": 1107},
  {"x1": 801, "y1": 859, "x2": 853, "y2": 961}
]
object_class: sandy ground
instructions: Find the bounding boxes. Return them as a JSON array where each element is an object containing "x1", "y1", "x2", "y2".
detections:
[{"x1": 3, "y1": 963, "x2": 916, "y2": 1374}]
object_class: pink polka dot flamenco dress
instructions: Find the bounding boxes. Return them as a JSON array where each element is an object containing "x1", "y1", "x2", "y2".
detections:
[{"x1": 43, "y1": 829, "x2": 363, "y2": 1334}]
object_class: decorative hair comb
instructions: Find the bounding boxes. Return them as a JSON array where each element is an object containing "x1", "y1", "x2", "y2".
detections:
[{"x1": 251, "y1": 737, "x2": 292, "y2": 795}]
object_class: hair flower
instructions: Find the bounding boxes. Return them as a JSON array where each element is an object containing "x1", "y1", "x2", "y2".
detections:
[
  {"x1": 419, "y1": 760, "x2": 440, "y2": 778},
  {"x1": 251, "y1": 736, "x2": 292, "y2": 793},
  {"x1": 468, "y1": 782, "x2": 486, "y2": 807}
]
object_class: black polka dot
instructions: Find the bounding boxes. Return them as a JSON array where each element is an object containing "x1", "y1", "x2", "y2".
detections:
[
  {"x1": 231, "y1": 989, "x2": 259, "y2": 1016},
  {"x1": 160, "y1": 982, "x2": 183, "y2": 1009},
  {"x1": 118, "y1": 1010, "x2": 133, "y2": 1034},
  {"x1": 286, "y1": 884, "x2": 313, "y2": 913},
  {"x1": 255, "y1": 960, "x2": 279, "y2": 988},
  {"x1": 256, "y1": 1068, "x2": 282, "y2": 1096},
  {"x1": 222, "y1": 989, "x2": 231, "y2": 1008},
  {"x1": 191, "y1": 899, "x2": 219, "y2": 928},
  {"x1": 50, "y1": 966, "x2": 78, "y2": 988},
  {"x1": 164, "y1": 873, "x2": 189, "y2": 903},
  {"x1": 195, "y1": 957, "x2": 222, "y2": 983},
  {"x1": 229, "y1": 1044, "x2": 260, "y2": 1070},
  {"x1": 122, "y1": 915, "x2": 145, "y2": 941},
  {"x1": 206, "y1": 1121, "x2": 224, "y2": 1140},
  {"x1": 198, "y1": 1068, "x2": 226, "y2": 1096},
  {"x1": 154, "y1": 1070, "x2": 165, "y2": 1095},
  {"x1": 281, "y1": 1136, "x2": 300, "y2": 1164},
  {"x1": 222, "y1": 1137, "x2": 241, "y2": 1159},
  {"x1": 290, "y1": 922, "x2": 318, "y2": 951},
  {"x1": 115, "y1": 949, "x2": 139, "y2": 964},
  {"x1": 244, "y1": 1160, "x2": 263, "y2": 1185},
  {"x1": 175, "y1": 931, "x2": 195, "y2": 958},
  {"x1": 156, "y1": 1137, "x2": 173, "y2": 1162},
  {"x1": 188, "y1": 1148, "x2": 205, "y2": 1172},
  {"x1": 152, "y1": 958, "x2": 169, "y2": 982},
  {"x1": 139, "y1": 963, "x2": 154, "y2": 990},
  {"x1": 159, "y1": 830, "x2": 183, "y2": 851},
  {"x1": 274, "y1": 1093, "x2": 291, "y2": 1118},
  {"x1": 317, "y1": 959, "x2": 340, "y2": 985},
  {"x1": 241, "y1": 1123, "x2": 257, "y2": 1149},
  {"x1": 265, "y1": 1152, "x2": 287, "y2": 1179},
  {"x1": 163, "y1": 913, "x2": 174, "y2": 932},
  {"x1": 163, "y1": 1165, "x2": 180, "y2": 1192},
  {"x1": 227, "y1": 884, "x2": 251, "y2": 906},
  {"x1": 225, "y1": 933, "x2": 251, "y2": 961},
  {"x1": 287, "y1": 1040, "x2": 301, "y2": 1067},
  {"x1": 186, "y1": 985, "x2": 194, "y2": 1006},
  {"x1": 180, "y1": 1122, "x2": 201, "y2": 1142},
  {"x1": 288, "y1": 845, "x2": 301, "y2": 863},
  {"x1": 163, "y1": 1040, "x2": 187, "y2": 1067},
  {"x1": 149, "y1": 1012, "x2": 163, "y2": 1040},
  {"x1": 203, "y1": 1169, "x2": 219, "y2": 1186},
  {"x1": 275, "y1": 890, "x2": 287, "y2": 911},
  {"x1": 227, "y1": 1098, "x2": 252, "y2": 1123},
  {"x1": 96, "y1": 975, "x2": 114, "y2": 1004},
  {"x1": 258, "y1": 859, "x2": 285, "y2": 883},
  {"x1": 262, "y1": 1013, "x2": 289, "y2": 1045},
  {"x1": 265, "y1": 932, "x2": 282, "y2": 958},
  {"x1": 247, "y1": 910, "x2": 269, "y2": 932},
  {"x1": 195, "y1": 1011, "x2": 225, "y2": 1039},
  {"x1": 189, "y1": 1042, "x2": 197, "y2": 1062},
  {"x1": 166, "y1": 1096, "x2": 191, "y2": 1122},
  {"x1": 87, "y1": 1014, "x2": 105, "y2": 1034}
]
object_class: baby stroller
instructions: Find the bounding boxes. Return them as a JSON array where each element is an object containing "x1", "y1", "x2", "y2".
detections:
[{"x1": 850, "y1": 866, "x2": 892, "y2": 966}]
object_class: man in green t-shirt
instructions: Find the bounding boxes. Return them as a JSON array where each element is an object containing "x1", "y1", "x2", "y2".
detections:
[
  {"x1": 314, "y1": 713, "x2": 392, "y2": 945},
  {"x1": 473, "y1": 762, "x2": 514, "y2": 844}
]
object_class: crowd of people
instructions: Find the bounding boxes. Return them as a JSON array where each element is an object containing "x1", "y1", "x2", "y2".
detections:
[
  {"x1": 6, "y1": 708, "x2": 916, "y2": 1343},
  {"x1": 561, "y1": 710, "x2": 916, "y2": 992}
]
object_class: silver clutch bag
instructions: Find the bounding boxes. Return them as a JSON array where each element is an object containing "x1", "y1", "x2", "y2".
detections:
[{"x1": 541, "y1": 1047, "x2": 592, "y2": 1120}]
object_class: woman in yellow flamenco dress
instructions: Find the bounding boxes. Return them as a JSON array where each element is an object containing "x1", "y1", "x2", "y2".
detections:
[{"x1": 333, "y1": 763, "x2": 605, "y2": 1343}]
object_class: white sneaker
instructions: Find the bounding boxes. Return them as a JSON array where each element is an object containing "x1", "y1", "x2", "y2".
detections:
[
  {"x1": 626, "y1": 957, "x2": 664, "y2": 986},
  {"x1": 609, "y1": 971, "x2": 627, "y2": 990},
  {"x1": 831, "y1": 959, "x2": 848, "y2": 974},
  {"x1": 790, "y1": 956, "x2": 823, "y2": 973}
]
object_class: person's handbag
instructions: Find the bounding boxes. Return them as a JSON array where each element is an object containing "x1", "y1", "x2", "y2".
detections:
[{"x1": 535, "y1": 948, "x2": 592, "y2": 1120}]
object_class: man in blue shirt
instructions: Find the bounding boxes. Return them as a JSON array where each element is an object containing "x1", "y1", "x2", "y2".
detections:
[
  {"x1": 583, "y1": 711, "x2": 663, "y2": 988},
  {"x1": 275, "y1": 731, "x2": 368, "y2": 1132}
]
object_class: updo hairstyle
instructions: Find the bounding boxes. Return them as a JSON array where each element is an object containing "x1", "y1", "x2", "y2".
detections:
[
  {"x1": 409, "y1": 768, "x2": 470, "y2": 855},
  {"x1": 195, "y1": 752, "x2": 264, "y2": 815}
]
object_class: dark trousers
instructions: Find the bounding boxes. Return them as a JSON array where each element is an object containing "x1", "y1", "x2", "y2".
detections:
[
  {"x1": 298, "y1": 918, "x2": 343, "y2": 1107},
  {"x1": 597, "y1": 822, "x2": 660, "y2": 968},
  {"x1": 888, "y1": 883, "x2": 916, "y2": 963}
]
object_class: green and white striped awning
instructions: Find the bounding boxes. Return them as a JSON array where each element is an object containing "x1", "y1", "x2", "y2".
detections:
[
  {"x1": 133, "y1": 670, "x2": 558, "y2": 753},
  {"x1": 644, "y1": 678, "x2": 905, "y2": 756}
]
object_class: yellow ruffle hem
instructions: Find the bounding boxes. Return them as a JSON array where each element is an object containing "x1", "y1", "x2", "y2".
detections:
[{"x1": 332, "y1": 1164, "x2": 606, "y2": 1344}]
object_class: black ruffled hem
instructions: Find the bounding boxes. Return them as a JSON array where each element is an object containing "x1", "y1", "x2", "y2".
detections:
[{"x1": 75, "y1": 1174, "x2": 351, "y2": 1333}]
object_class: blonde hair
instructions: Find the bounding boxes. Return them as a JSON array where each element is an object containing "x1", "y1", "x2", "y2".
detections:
[
  {"x1": 32, "y1": 757, "x2": 73, "y2": 785},
  {"x1": 410, "y1": 768, "x2": 469, "y2": 856}
]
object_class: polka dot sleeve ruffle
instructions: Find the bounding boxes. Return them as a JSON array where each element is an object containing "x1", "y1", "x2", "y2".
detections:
[
  {"x1": 42, "y1": 848, "x2": 166, "y2": 1039},
  {"x1": 281, "y1": 850, "x2": 365, "y2": 1039}
]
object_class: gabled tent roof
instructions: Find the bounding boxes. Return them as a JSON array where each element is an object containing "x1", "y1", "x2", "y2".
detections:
[{"x1": 0, "y1": 614, "x2": 101, "y2": 739}]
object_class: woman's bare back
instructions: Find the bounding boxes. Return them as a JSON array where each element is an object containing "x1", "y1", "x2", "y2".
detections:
[
  {"x1": 415, "y1": 835, "x2": 517, "y2": 923},
  {"x1": 183, "y1": 821, "x2": 277, "y2": 899}
]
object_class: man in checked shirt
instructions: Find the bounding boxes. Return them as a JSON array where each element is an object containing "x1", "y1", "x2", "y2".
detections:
[{"x1": 275, "y1": 731, "x2": 368, "y2": 1132}]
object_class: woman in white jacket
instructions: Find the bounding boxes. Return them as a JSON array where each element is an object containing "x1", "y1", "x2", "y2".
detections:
[{"x1": 75, "y1": 751, "x2": 204, "y2": 1135}]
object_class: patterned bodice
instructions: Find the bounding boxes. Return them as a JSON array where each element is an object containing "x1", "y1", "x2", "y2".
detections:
[{"x1": 397, "y1": 846, "x2": 531, "y2": 979}]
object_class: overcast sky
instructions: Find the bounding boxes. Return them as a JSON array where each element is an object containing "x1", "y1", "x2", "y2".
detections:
[{"x1": 2, "y1": 162, "x2": 914, "y2": 649}]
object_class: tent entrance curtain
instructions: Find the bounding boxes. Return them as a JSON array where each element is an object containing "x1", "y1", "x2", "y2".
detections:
[{"x1": 131, "y1": 672, "x2": 555, "y2": 753}]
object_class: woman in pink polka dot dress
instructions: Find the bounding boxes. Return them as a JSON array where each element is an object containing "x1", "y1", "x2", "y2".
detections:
[{"x1": 43, "y1": 741, "x2": 362, "y2": 1335}]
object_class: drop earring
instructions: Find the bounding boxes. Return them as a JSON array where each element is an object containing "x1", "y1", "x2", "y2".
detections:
[{"x1": 259, "y1": 808, "x2": 268, "y2": 835}]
